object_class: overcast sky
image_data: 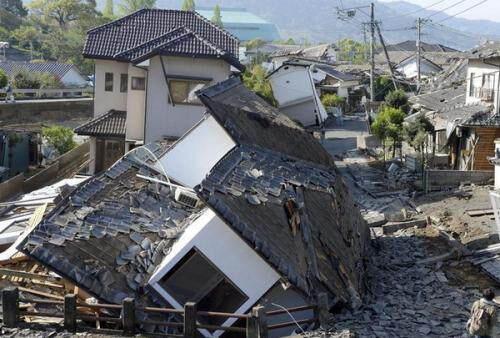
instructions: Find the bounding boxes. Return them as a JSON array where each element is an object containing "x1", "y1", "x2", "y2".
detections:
[{"x1": 379, "y1": 0, "x2": 500, "y2": 22}]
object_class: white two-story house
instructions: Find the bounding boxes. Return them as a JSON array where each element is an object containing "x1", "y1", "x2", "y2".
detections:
[{"x1": 75, "y1": 9, "x2": 243, "y2": 174}]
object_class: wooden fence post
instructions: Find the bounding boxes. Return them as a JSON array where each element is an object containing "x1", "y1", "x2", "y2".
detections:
[
  {"x1": 184, "y1": 302, "x2": 197, "y2": 338},
  {"x1": 122, "y1": 298, "x2": 135, "y2": 335},
  {"x1": 64, "y1": 294, "x2": 77, "y2": 332},
  {"x1": 2, "y1": 287, "x2": 19, "y2": 328},
  {"x1": 314, "y1": 292, "x2": 330, "y2": 328},
  {"x1": 246, "y1": 306, "x2": 267, "y2": 338}
]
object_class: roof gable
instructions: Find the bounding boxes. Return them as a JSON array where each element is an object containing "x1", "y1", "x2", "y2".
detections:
[
  {"x1": 83, "y1": 9, "x2": 240, "y2": 67},
  {"x1": 75, "y1": 110, "x2": 126, "y2": 138}
]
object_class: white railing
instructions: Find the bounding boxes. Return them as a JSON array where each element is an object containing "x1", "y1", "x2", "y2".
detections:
[{"x1": 0, "y1": 87, "x2": 93, "y2": 98}]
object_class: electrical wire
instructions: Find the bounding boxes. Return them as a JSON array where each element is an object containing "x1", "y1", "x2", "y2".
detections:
[
  {"x1": 270, "y1": 303, "x2": 306, "y2": 333},
  {"x1": 436, "y1": 0, "x2": 490, "y2": 23},
  {"x1": 425, "y1": 0, "x2": 468, "y2": 19},
  {"x1": 383, "y1": 0, "x2": 449, "y2": 21}
]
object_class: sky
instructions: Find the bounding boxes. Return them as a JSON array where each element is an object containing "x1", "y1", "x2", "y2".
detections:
[{"x1": 380, "y1": 0, "x2": 500, "y2": 22}]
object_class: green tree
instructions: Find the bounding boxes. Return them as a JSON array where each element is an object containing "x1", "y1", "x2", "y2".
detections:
[
  {"x1": 337, "y1": 38, "x2": 368, "y2": 64},
  {"x1": 38, "y1": 72, "x2": 62, "y2": 89},
  {"x1": 211, "y1": 4, "x2": 223, "y2": 28},
  {"x1": 181, "y1": 0, "x2": 195, "y2": 11},
  {"x1": 103, "y1": 0, "x2": 114, "y2": 18},
  {"x1": 243, "y1": 64, "x2": 276, "y2": 106},
  {"x1": 0, "y1": 0, "x2": 27, "y2": 30},
  {"x1": 11, "y1": 26, "x2": 40, "y2": 60},
  {"x1": 12, "y1": 70, "x2": 41, "y2": 89},
  {"x1": 385, "y1": 89, "x2": 409, "y2": 113},
  {"x1": 0, "y1": 69, "x2": 7, "y2": 88},
  {"x1": 372, "y1": 106, "x2": 405, "y2": 162},
  {"x1": 404, "y1": 114, "x2": 435, "y2": 173},
  {"x1": 321, "y1": 93, "x2": 345, "y2": 108},
  {"x1": 118, "y1": 0, "x2": 156, "y2": 14},
  {"x1": 29, "y1": 0, "x2": 99, "y2": 29},
  {"x1": 245, "y1": 38, "x2": 266, "y2": 51},
  {"x1": 374, "y1": 75, "x2": 395, "y2": 101},
  {"x1": 42, "y1": 126, "x2": 76, "y2": 155}
]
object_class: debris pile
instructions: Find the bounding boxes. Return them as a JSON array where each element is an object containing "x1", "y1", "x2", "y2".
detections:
[{"x1": 301, "y1": 227, "x2": 498, "y2": 338}]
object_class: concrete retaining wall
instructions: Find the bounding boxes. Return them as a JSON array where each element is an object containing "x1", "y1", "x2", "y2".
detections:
[
  {"x1": 0, "y1": 98, "x2": 92, "y2": 124},
  {"x1": 0, "y1": 142, "x2": 89, "y2": 202},
  {"x1": 425, "y1": 169, "x2": 494, "y2": 193}
]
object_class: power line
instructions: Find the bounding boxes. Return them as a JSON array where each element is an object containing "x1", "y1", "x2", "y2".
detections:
[
  {"x1": 427, "y1": 21, "x2": 483, "y2": 40},
  {"x1": 436, "y1": 0, "x2": 490, "y2": 23},
  {"x1": 383, "y1": 0, "x2": 448, "y2": 20},
  {"x1": 426, "y1": 0, "x2": 468, "y2": 19}
]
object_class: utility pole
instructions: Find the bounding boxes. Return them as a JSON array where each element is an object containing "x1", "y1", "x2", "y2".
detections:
[
  {"x1": 416, "y1": 17, "x2": 422, "y2": 93},
  {"x1": 370, "y1": 2, "x2": 375, "y2": 111},
  {"x1": 375, "y1": 23, "x2": 398, "y2": 90}
]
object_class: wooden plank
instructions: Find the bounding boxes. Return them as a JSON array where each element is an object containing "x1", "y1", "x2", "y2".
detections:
[
  {"x1": 0, "y1": 268, "x2": 62, "y2": 282},
  {"x1": 466, "y1": 209, "x2": 494, "y2": 217},
  {"x1": 18, "y1": 287, "x2": 64, "y2": 300}
]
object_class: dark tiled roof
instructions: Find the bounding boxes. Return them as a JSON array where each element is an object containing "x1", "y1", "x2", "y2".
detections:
[
  {"x1": 461, "y1": 109, "x2": 500, "y2": 127},
  {"x1": 83, "y1": 9, "x2": 242, "y2": 69},
  {"x1": 385, "y1": 40, "x2": 457, "y2": 52},
  {"x1": 314, "y1": 64, "x2": 358, "y2": 82},
  {"x1": 75, "y1": 110, "x2": 126, "y2": 138},
  {"x1": 409, "y1": 85, "x2": 466, "y2": 112},
  {"x1": 0, "y1": 61, "x2": 79, "y2": 79},
  {"x1": 197, "y1": 78, "x2": 334, "y2": 167},
  {"x1": 20, "y1": 143, "x2": 203, "y2": 307},
  {"x1": 197, "y1": 144, "x2": 370, "y2": 300}
]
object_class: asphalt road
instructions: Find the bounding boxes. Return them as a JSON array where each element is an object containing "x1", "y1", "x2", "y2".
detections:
[{"x1": 322, "y1": 114, "x2": 369, "y2": 157}]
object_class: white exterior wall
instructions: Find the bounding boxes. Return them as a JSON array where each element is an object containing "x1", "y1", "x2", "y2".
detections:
[
  {"x1": 61, "y1": 68, "x2": 87, "y2": 87},
  {"x1": 149, "y1": 209, "x2": 281, "y2": 338},
  {"x1": 396, "y1": 59, "x2": 441, "y2": 79},
  {"x1": 125, "y1": 64, "x2": 147, "y2": 142},
  {"x1": 94, "y1": 60, "x2": 128, "y2": 116},
  {"x1": 269, "y1": 65, "x2": 327, "y2": 126},
  {"x1": 158, "y1": 115, "x2": 236, "y2": 188},
  {"x1": 145, "y1": 55, "x2": 231, "y2": 142},
  {"x1": 466, "y1": 59, "x2": 500, "y2": 113}
]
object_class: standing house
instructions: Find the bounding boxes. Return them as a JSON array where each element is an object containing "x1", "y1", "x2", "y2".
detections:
[
  {"x1": 268, "y1": 61, "x2": 328, "y2": 127},
  {"x1": 20, "y1": 78, "x2": 370, "y2": 337},
  {"x1": 0, "y1": 61, "x2": 88, "y2": 87},
  {"x1": 75, "y1": 9, "x2": 244, "y2": 174},
  {"x1": 311, "y1": 63, "x2": 360, "y2": 110}
]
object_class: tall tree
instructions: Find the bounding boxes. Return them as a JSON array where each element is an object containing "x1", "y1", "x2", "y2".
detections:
[
  {"x1": 29, "y1": 0, "x2": 98, "y2": 29},
  {"x1": 211, "y1": 4, "x2": 223, "y2": 28},
  {"x1": 181, "y1": 0, "x2": 195, "y2": 11},
  {"x1": 12, "y1": 26, "x2": 39, "y2": 60},
  {"x1": 118, "y1": 0, "x2": 156, "y2": 15},
  {"x1": 0, "y1": 0, "x2": 27, "y2": 30},
  {"x1": 103, "y1": 0, "x2": 114, "y2": 18}
]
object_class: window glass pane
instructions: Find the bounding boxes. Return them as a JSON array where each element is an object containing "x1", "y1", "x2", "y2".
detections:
[
  {"x1": 120, "y1": 74, "x2": 128, "y2": 93},
  {"x1": 131, "y1": 77, "x2": 145, "y2": 90},
  {"x1": 105, "y1": 73, "x2": 113, "y2": 92},
  {"x1": 159, "y1": 249, "x2": 248, "y2": 326},
  {"x1": 169, "y1": 79, "x2": 208, "y2": 105}
]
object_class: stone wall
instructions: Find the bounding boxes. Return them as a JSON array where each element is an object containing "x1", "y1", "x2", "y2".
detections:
[
  {"x1": 0, "y1": 98, "x2": 92, "y2": 124},
  {"x1": 425, "y1": 169, "x2": 494, "y2": 192}
]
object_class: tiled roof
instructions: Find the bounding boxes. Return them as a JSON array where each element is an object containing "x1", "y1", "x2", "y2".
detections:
[
  {"x1": 20, "y1": 143, "x2": 202, "y2": 308},
  {"x1": 0, "y1": 61, "x2": 78, "y2": 79},
  {"x1": 470, "y1": 40, "x2": 500, "y2": 59},
  {"x1": 385, "y1": 40, "x2": 457, "y2": 53},
  {"x1": 74, "y1": 110, "x2": 126, "y2": 138},
  {"x1": 314, "y1": 64, "x2": 359, "y2": 82},
  {"x1": 83, "y1": 9, "x2": 242, "y2": 69}
]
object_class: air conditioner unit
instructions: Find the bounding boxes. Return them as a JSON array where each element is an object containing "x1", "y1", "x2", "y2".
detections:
[{"x1": 174, "y1": 188, "x2": 203, "y2": 209}]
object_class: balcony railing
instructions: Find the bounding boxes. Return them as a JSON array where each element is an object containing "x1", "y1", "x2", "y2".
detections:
[{"x1": 471, "y1": 87, "x2": 494, "y2": 102}]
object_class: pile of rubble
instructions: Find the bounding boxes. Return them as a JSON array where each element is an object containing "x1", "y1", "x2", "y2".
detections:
[{"x1": 302, "y1": 227, "x2": 498, "y2": 338}]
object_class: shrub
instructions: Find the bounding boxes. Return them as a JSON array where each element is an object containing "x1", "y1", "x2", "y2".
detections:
[
  {"x1": 42, "y1": 126, "x2": 76, "y2": 155},
  {"x1": 0, "y1": 69, "x2": 7, "y2": 88},
  {"x1": 321, "y1": 93, "x2": 345, "y2": 107},
  {"x1": 38, "y1": 72, "x2": 62, "y2": 89},
  {"x1": 12, "y1": 70, "x2": 41, "y2": 89}
]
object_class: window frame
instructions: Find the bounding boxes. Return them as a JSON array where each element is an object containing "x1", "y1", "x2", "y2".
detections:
[
  {"x1": 120, "y1": 73, "x2": 128, "y2": 93},
  {"x1": 131, "y1": 76, "x2": 146, "y2": 91},
  {"x1": 469, "y1": 72, "x2": 475, "y2": 97},
  {"x1": 167, "y1": 77, "x2": 211, "y2": 106},
  {"x1": 104, "y1": 72, "x2": 114, "y2": 92},
  {"x1": 158, "y1": 247, "x2": 248, "y2": 311}
]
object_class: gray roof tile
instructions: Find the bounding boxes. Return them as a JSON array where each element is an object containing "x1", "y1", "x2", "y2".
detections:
[{"x1": 74, "y1": 110, "x2": 126, "y2": 138}]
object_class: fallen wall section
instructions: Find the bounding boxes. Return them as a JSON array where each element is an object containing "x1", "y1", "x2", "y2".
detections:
[{"x1": 425, "y1": 169, "x2": 494, "y2": 193}]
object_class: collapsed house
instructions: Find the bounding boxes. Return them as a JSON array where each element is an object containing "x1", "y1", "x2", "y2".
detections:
[
  {"x1": 267, "y1": 61, "x2": 329, "y2": 128},
  {"x1": 19, "y1": 77, "x2": 370, "y2": 336}
]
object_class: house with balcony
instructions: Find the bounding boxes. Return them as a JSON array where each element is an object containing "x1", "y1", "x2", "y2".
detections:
[{"x1": 75, "y1": 9, "x2": 243, "y2": 174}]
